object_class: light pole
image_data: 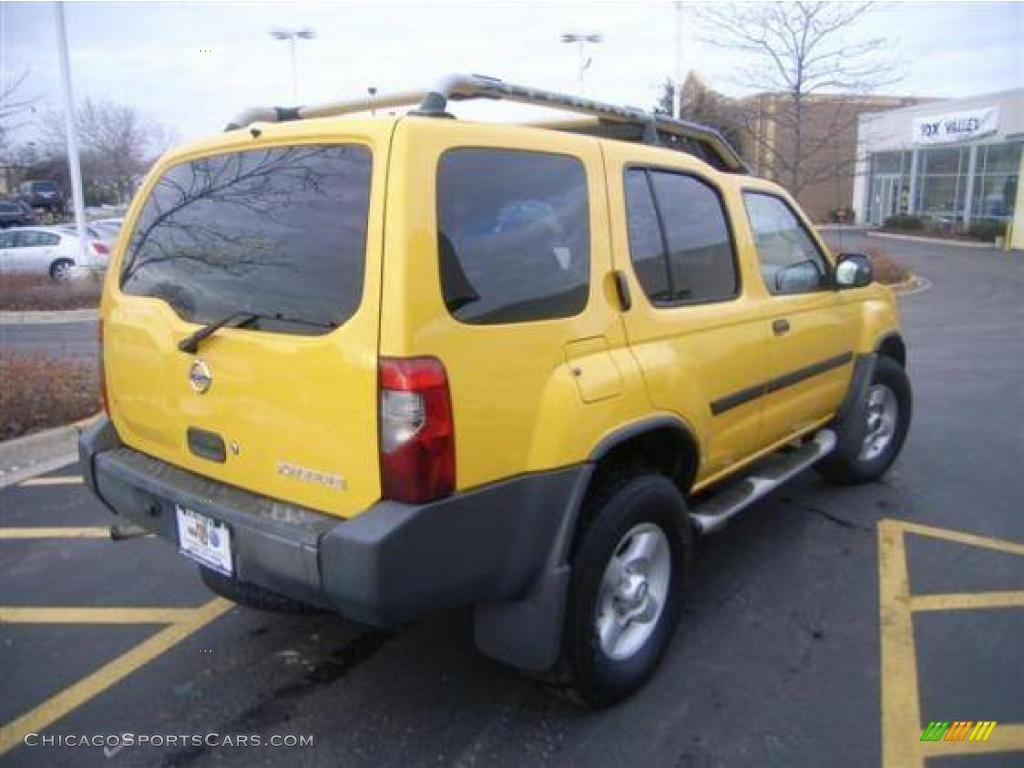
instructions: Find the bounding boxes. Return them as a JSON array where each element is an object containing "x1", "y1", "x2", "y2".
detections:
[
  {"x1": 560, "y1": 32, "x2": 603, "y2": 95},
  {"x1": 53, "y1": 2, "x2": 88, "y2": 266},
  {"x1": 673, "y1": 2, "x2": 683, "y2": 119},
  {"x1": 270, "y1": 27, "x2": 315, "y2": 103}
]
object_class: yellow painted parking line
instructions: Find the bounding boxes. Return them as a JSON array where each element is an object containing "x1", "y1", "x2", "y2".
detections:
[
  {"x1": 0, "y1": 598, "x2": 232, "y2": 758},
  {"x1": 0, "y1": 527, "x2": 109, "y2": 539},
  {"x1": 18, "y1": 476, "x2": 83, "y2": 487},
  {"x1": 910, "y1": 591, "x2": 1024, "y2": 612},
  {"x1": 878, "y1": 519, "x2": 922, "y2": 768},
  {"x1": 900, "y1": 520, "x2": 1024, "y2": 556},
  {"x1": 920, "y1": 723, "x2": 1024, "y2": 757},
  {"x1": 879, "y1": 519, "x2": 1024, "y2": 767},
  {"x1": 0, "y1": 607, "x2": 202, "y2": 624}
]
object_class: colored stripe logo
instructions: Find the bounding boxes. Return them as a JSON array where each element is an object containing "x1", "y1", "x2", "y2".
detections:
[{"x1": 921, "y1": 721, "x2": 997, "y2": 741}]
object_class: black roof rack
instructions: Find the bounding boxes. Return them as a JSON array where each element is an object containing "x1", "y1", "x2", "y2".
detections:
[{"x1": 225, "y1": 73, "x2": 751, "y2": 174}]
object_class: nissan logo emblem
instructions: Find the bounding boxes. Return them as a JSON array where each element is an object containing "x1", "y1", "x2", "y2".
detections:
[{"x1": 188, "y1": 359, "x2": 212, "y2": 394}]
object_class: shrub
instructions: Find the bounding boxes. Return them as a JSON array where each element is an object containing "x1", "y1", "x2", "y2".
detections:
[
  {"x1": 828, "y1": 207, "x2": 855, "y2": 224},
  {"x1": 865, "y1": 247, "x2": 911, "y2": 285},
  {"x1": 967, "y1": 218, "x2": 1006, "y2": 242},
  {"x1": 0, "y1": 353, "x2": 101, "y2": 440},
  {"x1": 882, "y1": 214, "x2": 925, "y2": 231},
  {"x1": 0, "y1": 273, "x2": 102, "y2": 311}
]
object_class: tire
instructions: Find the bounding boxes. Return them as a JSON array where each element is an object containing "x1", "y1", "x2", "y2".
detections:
[
  {"x1": 198, "y1": 566, "x2": 322, "y2": 615},
  {"x1": 551, "y1": 473, "x2": 691, "y2": 707},
  {"x1": 49, "y1": 258, "x2": 73, "y2": 281},
  {"x1": 817, "y1": 355, "x2": 912, "y2": 485}
]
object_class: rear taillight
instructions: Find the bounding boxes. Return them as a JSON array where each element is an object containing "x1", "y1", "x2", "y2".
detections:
[
  {"x1": 98, "y1": 319, "x2": 109, "y2": 414},
  {"x1": 90, "y1": 241, "x2": 109, "y2": 257},
  {"x1": 378, "y1": 357, "x2": 454, "y2": 504}
]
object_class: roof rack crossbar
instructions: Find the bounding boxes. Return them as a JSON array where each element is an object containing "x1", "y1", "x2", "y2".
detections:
[{"x1": 224, "y1": 73, "x2": 750, "y2": 174}]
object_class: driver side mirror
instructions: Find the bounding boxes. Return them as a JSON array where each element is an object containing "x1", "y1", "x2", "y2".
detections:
[{"x1": 835, "y1": 253, "x2": 873, "y2": 289}]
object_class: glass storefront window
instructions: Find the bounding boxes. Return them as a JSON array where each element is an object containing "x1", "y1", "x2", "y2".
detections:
[
  {"x1": 970, "y1": 141, "x2": 1022, "y2": 220},
  {"x1": 867, "y1": 151, "x2": 912, "y2": 224},
  {"x1": 914, "y1": 146, "x2": 969, "y2": 222}
]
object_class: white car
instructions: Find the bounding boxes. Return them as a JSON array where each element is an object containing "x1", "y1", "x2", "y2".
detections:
[
  {"x1": 89, "y1": 218, "x2": 124, "y2": 245},
  {"x1": 0, "y1": 225, "x2": 110, "y2": 280}
]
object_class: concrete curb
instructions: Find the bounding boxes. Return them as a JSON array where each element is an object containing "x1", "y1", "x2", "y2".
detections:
[
  {"x1": 816, "y1": 224, "x2": 870, "y2": 232},
  {"x1": 0, "y1": 308, "x2": 98, "y2": 325},
  {"x1": 0, "y1": 415, "x2": 99, "y2": 489},
  {"x1": 867, "y1": 231, "x2": 995, "y2": 250}
]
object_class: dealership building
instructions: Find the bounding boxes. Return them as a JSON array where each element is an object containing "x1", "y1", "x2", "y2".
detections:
[{"x1": 852, "y1": 89, "x2": 1024, "y2": 247}]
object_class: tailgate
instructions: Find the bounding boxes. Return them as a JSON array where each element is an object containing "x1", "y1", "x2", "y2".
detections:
[{"x1": 103, "y1": 127, "x2": 392, "y2": 518}]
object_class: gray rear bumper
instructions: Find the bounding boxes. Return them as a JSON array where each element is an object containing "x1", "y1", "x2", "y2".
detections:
[{"x1": 79, "y1": 417, "x2": 584, "y2": 634}]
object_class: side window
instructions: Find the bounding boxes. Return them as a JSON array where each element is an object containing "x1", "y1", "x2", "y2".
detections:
[
  {"x1": 650, "y1": 172, "x2": 738, "y2": 302},
  {"x1": 437, "y1": 148, "x2": 590, "y2": 324},
  {"x1": 624, "y1": 170, "x2": 671, "y2": 302},
  {"x1": 743, "y1": 192, "x2": 831, "y2": 295},
  {"x1": 14, "y1": 231, "x2": 59, "y2": 248},
  {"x1": 0, "y1": 232, "x2": 13, "y2": 248},
  {"x1": 623, "y1": 168, "x2": 738, "y2": 305}
]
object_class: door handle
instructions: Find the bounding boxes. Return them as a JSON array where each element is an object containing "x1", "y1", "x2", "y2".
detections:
[{"x1": 772, "y1": 318, "x2": 791, "y2": 335}]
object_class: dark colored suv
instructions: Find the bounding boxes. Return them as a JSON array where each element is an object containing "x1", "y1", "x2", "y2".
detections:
[{"x1": 18, "y1": 180, "x2": 64, "y2": 213}]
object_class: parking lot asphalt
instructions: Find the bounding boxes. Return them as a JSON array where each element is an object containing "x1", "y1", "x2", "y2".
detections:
[{"x1": 1, "y1": 235, "x2": 1022, "y2": 767}]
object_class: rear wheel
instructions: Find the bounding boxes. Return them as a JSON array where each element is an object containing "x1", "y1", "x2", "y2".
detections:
[
  {"x1": 550, "y1": 473, "x2": 690, "y2": 707},
  {"x1": 817, "y1": 355, "x2": 912, "y2": 485},
  {"x1": 49, "y1": 258, "x2": 73, "y2": 281},
  {"x1": 198, "y1": 566, "x2": 322, "y2": 615}
]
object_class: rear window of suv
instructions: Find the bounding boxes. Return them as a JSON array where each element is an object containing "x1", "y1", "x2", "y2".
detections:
[
  {"x1": 437, "y1": 148, "x2": 590, "y2": 324},
  {"x1": 121, "y1": 144, "x2": 372, "y2": 334}
]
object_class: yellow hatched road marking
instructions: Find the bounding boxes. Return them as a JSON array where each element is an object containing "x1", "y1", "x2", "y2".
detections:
[
  {"x1": 0, "y1": 607, "x2": 204, "y2": 624},
  {"x1": 879, "y1": 519, "x2": 1024, "y2": 766},
  {"x1": 0, "y1": 527, "x2": 109, "y2": 539},
  {"x1": 18, "y1": 476, "x2": 83, "y2": 487},
  {"x1": 0, "y1": 598, "x2": 232, "y2": 758}
]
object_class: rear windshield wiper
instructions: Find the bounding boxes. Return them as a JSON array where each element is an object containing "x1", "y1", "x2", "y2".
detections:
[{"x1": 178, "y1": 311, "x2": 336, "y2": 354}]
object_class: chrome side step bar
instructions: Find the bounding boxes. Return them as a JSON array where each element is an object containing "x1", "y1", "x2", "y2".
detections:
[{"x1": 690, "y1": 429, "x2": 837, "y2": 535}]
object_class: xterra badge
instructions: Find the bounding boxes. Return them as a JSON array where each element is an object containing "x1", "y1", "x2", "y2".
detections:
[{"x1": 276, "y1": 461, "x2": 346, "y2": 491}]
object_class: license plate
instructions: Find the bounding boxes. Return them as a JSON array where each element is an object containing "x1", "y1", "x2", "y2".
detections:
[{"x1": 176, "y1": 505, "x2": 233, "y2": 576}]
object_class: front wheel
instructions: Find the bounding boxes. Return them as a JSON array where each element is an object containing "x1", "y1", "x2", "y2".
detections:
[
  {"x1": 817, "y1": 355, "x2": 912, "y2": 485},
  {"x1": 553, "y1": 474, "x2": 691, "y2": 707}
]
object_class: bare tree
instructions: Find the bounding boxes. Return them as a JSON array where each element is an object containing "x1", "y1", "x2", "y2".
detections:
[
  {"x1": 0, "y1": 70, "x2": 38, "y2": 167},
  {"x1": 37, "y1": 98, "x2": 175, "y2": 204},
  {"x1": 697, "y1": 2, "x2": 902, "y2": 194}
]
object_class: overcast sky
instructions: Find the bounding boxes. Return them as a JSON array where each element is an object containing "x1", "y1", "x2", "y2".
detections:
[{"x1": 1, "y1": 0, "x2": 1022, "y2": 147}]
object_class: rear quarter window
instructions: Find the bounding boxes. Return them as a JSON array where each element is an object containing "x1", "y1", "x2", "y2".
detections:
[
  {"x1": 437, "y1": 148, "x2": 590, "y2": 324},
  {"x1": 121, "y1": 144, "x2": 372, "y2": 334}
]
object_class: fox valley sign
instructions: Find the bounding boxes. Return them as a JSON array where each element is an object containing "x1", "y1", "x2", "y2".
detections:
[{"x1": 913, "y1": 107, "x2": 999, "y2": 145}]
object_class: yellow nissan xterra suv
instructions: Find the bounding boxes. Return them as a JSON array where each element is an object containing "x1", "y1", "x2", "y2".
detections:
[{"x1": 80, "y1": 75, "x2": 911, "y2": 706}]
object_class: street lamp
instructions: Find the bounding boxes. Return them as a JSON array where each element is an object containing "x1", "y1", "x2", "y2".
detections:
[
  {"x1": 270, "y1": 27, "x2": 315, "y2": 103},
  {"x1": 560, "y1": 32, "x2": 603, "y2": 95}
]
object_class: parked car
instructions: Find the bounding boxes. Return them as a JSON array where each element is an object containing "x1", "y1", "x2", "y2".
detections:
[
  {"x1": 89, "y1": 218, "x2": 123, "y2": 244},
  {"x1": 18, "y1": 180, "x2": 65, "y2": 213},
  {"x1": 0, "y1": 225, "x2": 110, "y2": 279},
  {"x1": 80, "y1": 74, "x2": 911, "y2": 707},
  {"x1": 0, "y1": 199, "x2": 38, "y2": 228}
]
